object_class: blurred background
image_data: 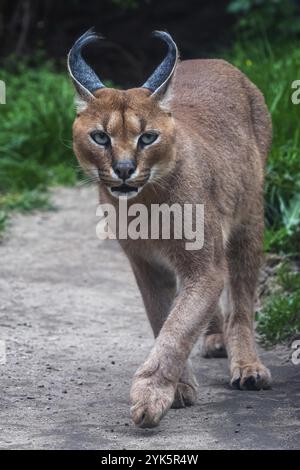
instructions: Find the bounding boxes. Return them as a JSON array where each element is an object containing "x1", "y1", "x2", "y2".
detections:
[{"x1": 0, "y1": 0, "x2": 299, "y2": 344}]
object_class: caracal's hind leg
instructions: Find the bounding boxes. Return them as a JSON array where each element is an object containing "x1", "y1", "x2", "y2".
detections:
[
  {"x1": 200, "y1": 305, "x2": 227, "y2": 358},
  {"x1": 224, "y1": 217, "x2": 271, "y2": 390}
]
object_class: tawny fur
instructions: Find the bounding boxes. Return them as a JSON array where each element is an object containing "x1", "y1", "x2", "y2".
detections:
[{"x1": 71, "y1": 58, "x2": 272, "y2": 428}]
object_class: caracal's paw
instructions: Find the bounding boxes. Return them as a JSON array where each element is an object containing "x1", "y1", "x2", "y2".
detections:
[
  {"x1": 201, "y1": 333, "x2": 227, "y2": 358},
  {"x1": 130, "y1": 375, "x2": 176, "y2": 428},
  {"x1": 230, "y1": 361, "x2": 272, "y2": 390}
]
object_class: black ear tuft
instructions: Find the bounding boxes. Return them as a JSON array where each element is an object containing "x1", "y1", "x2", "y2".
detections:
[
  {"x1": 67, "y1": 28, "x2": 106, "y2": 99},
  {"x1": 141, "y1": 31, "x2": 179, "y2": 97}
]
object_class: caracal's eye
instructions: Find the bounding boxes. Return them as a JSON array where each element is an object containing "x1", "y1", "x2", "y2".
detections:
[
  {"x1": 139, "y1": 132, "x2": 159, "y2": 147},
  {"x1": 90, "y1": 131, "x2": 110, "y2": 146}
]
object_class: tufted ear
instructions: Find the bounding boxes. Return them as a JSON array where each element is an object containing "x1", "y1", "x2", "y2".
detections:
[
  {"x1": 141, "y1": 31, "x2": 179, "y2": 105},
  {"x1": 67, "y1": 29, "x2": 106, "y2": 104},
  {"x1": 68, "y1": 29, "x2": 179, "y2": 112}
]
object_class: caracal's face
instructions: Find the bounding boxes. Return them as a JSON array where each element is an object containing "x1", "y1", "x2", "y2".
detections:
[{"x1": 73, "y1": 88, "x2": 176, "y2": 199}]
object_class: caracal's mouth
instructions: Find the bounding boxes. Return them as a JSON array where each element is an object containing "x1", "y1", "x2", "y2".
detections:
[
  {"x1": 108, "y1": 183, "x2": 143, "y2": 199},
  {"x1": 111, "y1": 183, "x2": 138, "y2": 194}
]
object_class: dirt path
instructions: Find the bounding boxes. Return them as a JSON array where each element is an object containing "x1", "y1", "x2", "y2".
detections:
[{"x1": 0, "y1": 186, "x2": 299, "y2": 450}]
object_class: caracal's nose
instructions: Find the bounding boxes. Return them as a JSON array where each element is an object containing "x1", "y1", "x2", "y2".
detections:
[{"x1": 113, "y1": 160, "x2": 136, "y2": 181}]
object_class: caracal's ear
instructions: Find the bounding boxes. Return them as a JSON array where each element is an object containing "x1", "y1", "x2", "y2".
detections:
[
  {"x1": 141, "y1": 31, "x2": 179, "y2": 109},
  {"x1": 67, "y1": 29, "x2": 106, "y2": 113},
  {"x1": 68, "y1": 29, "x2": 178, "y2": 113}
]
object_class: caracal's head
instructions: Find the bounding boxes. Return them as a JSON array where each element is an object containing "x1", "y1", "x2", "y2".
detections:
[{"x1": 68, "y1": 30, "x2": 179, "y2": 199}]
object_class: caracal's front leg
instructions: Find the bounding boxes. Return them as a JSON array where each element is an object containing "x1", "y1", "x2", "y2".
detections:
[
  {"x1": 130, "y1": 269, "x2": 223, "y2": 428},
  {"x1": 129, "y1": 255, "x2": 198, "y2": 409}
]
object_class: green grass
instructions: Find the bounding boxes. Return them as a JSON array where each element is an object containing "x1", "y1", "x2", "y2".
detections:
[
  {"x1": 227, "y1": 40, "x2": 300, "y2": 254},
  {"x1": 257, "y1": 261, "x2": 300, "y2": 345},
  {"x1": 0, "y1": 59, "x2": 76, "y2": 234}
]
